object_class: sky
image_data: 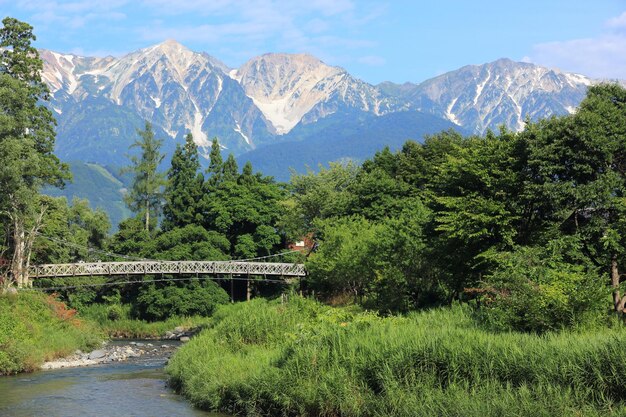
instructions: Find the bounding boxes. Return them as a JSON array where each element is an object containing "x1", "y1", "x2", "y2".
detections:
[{"x1": 1, "y1": 0, "x2": 625, "y2": 85}]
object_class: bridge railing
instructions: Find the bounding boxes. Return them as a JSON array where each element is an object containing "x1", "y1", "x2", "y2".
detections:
[{"x1": 29, "y1": 260, "x2": 306, "y2": 279}]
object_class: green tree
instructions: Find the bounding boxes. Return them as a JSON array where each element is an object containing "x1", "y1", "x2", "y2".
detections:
[
  {"x1": 428, "y1": 131, "x2": 523, "y2": 295},
  {"x1": 306, "y1": 216, "x2": 383, "y2": 302},
  {"x1": 33, "y1": 197, "x2": 110, "y2": 264},
  {"x1": 107, "y1": 217, "x2": 151, "y2": 260},
  {"x1": 282, "y1": 162, "x2": 358, "y2": 239},
  {"x1": 202, "y1": 161, "x2": 285, "y2": 257},
  {"x1": 206, "y1": 137, "x2": 223, "y2": 186},
  {"x1": 479, "y1": 241, "x2": 607, "y2": 332},
  {"x1": 162, "y1": 133, "x2": 204, "y2": 231},
  {"x1": 31, "y1": 197, "x2": 110, "y2": 309},
  {"x1": 123, "y1": 121, "x2": 166, "y2": 232},
  {"x1": 0, "y1": 17, "x2": 69, "y2": 287},
  {"x1": 522, "y1": 84, "x2": 626, "y2": 315},
  {"x1": 222, "y1": 154, "x2": 238, "y2": 182},
  {"x1": 147, "y1": 224, "x2": 230, "y2": 261}
]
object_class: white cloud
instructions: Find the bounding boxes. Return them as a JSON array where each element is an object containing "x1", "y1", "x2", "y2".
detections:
[
  {"x1": 526, "y1": 11, "x2": 626, "y2": 79},
  {"x1": 136, "y1": 0, "x2": 383, "y2": 66},
  {"x1": 7, "y1": 0, "x2": 387, "y2": 70},
  {"x1": 606, "y1": 11, "x2": 626, "y2": 29},
  {"x1": 14, "y1": 0, "x2": 128, "y2": 28}
]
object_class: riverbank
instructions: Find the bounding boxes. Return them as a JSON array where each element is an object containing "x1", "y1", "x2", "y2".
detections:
[
  {"x1": 0, "y1": 292, "x2": 208, "y2": 375},
  {"x1": 167, "y1": 296, "x2": 626, "y2": 416},
  {"x1": 0, "y1": 291, "x2": 103, "y2": 375},
  {"x1": 0, "y1": 339, "x2": 214, "y2": 417},
  {"x1": 41, "y1": 340, "x2": 179, "y2": 370}
]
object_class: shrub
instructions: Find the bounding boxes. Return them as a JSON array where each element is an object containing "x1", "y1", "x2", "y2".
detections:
[
  {"x1": 477, "y1": 245, "x2": 608, "y2": 332},
  {"x1": 134, "y1": 279, "x2": 229, "y2": 321},
  {"x1": 106, "y1": 304, "x2": 124, "y2": 321}
]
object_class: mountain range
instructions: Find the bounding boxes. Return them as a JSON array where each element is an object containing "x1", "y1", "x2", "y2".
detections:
[{"x1": 39, "y1": 40, "x2": 603, "y2": 226}]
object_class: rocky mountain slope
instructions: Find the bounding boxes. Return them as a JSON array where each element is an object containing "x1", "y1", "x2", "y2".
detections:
[
  {"x1": 380, "y1": 58, "x2": 591, "y2": 134},
  {"x1": 232, "y1": 53, "x2": 401, "y2": 134},
  {"x1": 41, "y1": 41, "x2": 272, "y2": 158}
]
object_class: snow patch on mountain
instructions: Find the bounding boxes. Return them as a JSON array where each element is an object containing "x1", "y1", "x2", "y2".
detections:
[
  {"x1": 234, "y1": 53, "x2": 398, "y2": 134},
  {"x1": 234, "y1": 123, "x2": 251, "y2": 145},
  {"x1": 405, "y1": 58, "x2": 593, "y2": 134}
]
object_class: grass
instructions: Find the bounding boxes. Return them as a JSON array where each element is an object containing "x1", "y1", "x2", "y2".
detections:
[
  {"x1": 78, "y1": 303, "x2": 213, "y2": 338},
  {"x1": 167, "y1": 296, "x2": 626, "y2": 416},
  {"x1": 0, "y1": 291, "x2": 103, "y2": 374}
]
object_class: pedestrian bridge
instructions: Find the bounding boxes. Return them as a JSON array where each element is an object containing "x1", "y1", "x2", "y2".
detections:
[{"x1": 29, "y1": 260, "x2": 306, "y2": 279}]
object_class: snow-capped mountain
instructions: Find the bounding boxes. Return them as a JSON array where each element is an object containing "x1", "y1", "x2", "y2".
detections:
[
  {"x1": 40, "y1": 41, "x2": 402, "y2": 162},
  {"x1": 382, "y1": 58, "x2": 591, "y2": 134},
  {"x1": 39, "y1": 41, "x2": 600, "y2": 171},
  {"x1": 41, "y1": 41, "x2": 272, "y2": 156},
  {"x1": 232, "y1": 53, "x2": 400, "y2": 134}
]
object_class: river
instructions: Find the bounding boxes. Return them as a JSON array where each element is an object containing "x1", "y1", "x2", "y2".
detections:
[{"x1": 0, "y1": 340, "x2": 225, "y2": 417}]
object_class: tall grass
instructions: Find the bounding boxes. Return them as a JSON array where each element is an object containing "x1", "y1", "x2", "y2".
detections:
[
  {"x1": 0, "y1": 292, "x2": 103, "y2": 374},
  {"x1": 167, "y1": 297, "x2": 626, "y2": 416}
]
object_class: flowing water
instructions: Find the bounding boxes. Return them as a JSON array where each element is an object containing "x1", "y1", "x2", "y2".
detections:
[{"x1": 0, "y1": 340, "x2": 224, "y2": 417}]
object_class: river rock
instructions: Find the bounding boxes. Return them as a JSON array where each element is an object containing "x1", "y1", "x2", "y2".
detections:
[
  {"x1": 88, "y1": 350, "x2": 106, "y2": 360},
  {"x1": 179, "y1": 336, "x2": 190, "y2": 343}
]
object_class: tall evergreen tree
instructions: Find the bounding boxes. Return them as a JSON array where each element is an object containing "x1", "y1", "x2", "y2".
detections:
[
  {"x1": 123, "y1": 121, "x2": 166, "y2": 232},
  {"x1": 162, "y1": 133, "x2": 204, "y2": 230},
  {"x1": 222, "y1": 154, "x2": 238, "y2": 182},
  {"x1": 206, "y1": 137, "x2": 223, "y2": 186},
  {"x1": 0, "y1": 17, "x2": 69, "y2": 287}
]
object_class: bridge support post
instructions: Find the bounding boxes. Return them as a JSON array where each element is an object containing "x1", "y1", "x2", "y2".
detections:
[
  {"x1": 230, "y1": 273, "x2": 234, "y2": 303},
  {"x1": 246, "y1": 273, "x2": 251, "y2": 302}
]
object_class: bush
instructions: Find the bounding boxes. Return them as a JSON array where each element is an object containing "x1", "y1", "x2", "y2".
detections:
[
  {"x1": 134, "y1": 279, "x2": 229, "y2": 321},
  {"x1": 106, "y1": 304, "x2": 124, "y2": 321},
  {"x1": 476, "y1": 245, "x2": 608, "y2": 332}
]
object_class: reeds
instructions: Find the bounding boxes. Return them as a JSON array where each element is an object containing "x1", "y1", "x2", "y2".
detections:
[{"x1": 167, "y1": 297, "x2": 626, "y2": 416}]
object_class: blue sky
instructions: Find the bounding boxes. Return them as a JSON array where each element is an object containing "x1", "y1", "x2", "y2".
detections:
[{"x1": 1, "y1": 0, "x2": 625, "y2": 84}]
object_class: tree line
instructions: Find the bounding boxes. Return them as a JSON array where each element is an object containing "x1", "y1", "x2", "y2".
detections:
[{"x1": 297, "y1": 83, "x2": 626, "y2": 331}]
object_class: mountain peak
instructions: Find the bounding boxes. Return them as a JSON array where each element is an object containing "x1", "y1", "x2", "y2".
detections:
[
  {"x1": 149, "y1": 39, "x2": 192, "y2": 56},
  {"x1": 161, "y1": 38, "x2": 182, "y2": 46}
]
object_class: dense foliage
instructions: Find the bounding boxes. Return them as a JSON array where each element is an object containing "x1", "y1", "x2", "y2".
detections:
[
  {"x1": 135, "y1": 279, "x2": 230, "y2": 321},
  {"x1": 286, "y1": 84, "x2": 626, "y2": 331}
]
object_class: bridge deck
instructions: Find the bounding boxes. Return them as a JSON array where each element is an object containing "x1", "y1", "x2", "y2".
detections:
[{"x1": 30, "y1": 261, "x2": 306, "y2": 278}]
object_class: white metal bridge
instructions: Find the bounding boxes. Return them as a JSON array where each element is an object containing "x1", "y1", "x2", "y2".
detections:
[{"x1": 29, "y1": 260, "x2": 306, "y2": 279}]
